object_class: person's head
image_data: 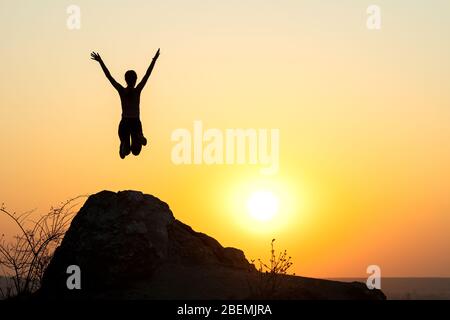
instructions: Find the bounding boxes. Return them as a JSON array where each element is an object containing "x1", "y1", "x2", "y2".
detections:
[{"x1": 125, "y1": 70, "x2": 137, "y2": 87}]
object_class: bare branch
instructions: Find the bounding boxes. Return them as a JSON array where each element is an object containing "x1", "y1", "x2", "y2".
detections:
[{"x1": 0, "y1": 195, "x2": 87, "y2": 298}]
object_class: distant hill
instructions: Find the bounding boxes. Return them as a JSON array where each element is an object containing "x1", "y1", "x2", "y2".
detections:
[
  {"x1": 36, "y1": 190, "x2": 385, "y2": 300},
  {"x1": 0, "y1": 276, "x2": 6, "y2": 293},
  {"x1": 331, "y1": 278, "x2": 450, "y2": 300},
  {"x1": 0, "y1": 276, "x2": 14, "y2": 299}
]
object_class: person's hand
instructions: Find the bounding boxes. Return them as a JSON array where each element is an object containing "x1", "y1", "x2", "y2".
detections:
[
  {"x1": 90, "y1": 52, "x2": 102, "y2": 62},
  {"x1": 153, "y1": 48, "x2": 160, "y2": 61}
]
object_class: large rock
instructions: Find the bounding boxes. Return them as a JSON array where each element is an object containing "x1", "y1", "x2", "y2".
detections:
[{"x1": 38, "y1": 190, "x2": 385, "y2": 300}]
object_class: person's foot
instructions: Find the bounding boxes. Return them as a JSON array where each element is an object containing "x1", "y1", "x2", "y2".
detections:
[{"x1": 120, "y1": 143, "x2": 131, "y2": 159}]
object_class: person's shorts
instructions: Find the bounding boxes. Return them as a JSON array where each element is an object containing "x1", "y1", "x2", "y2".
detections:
[{"x1": 118, "y1": 118, "x2": 143, "y2": 145}]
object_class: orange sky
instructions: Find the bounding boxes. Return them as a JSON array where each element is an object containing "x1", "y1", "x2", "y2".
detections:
[{"x1": 0, "y1": 0, "x2": 449, "y2": 277}]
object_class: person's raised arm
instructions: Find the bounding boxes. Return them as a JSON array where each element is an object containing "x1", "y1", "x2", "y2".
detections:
[
  {"x1": 91, "y1": 52, "x2": 122, "y2": 91},
  {"x1": 136, "y1": 48, "x2": 160, "y2": 91}
]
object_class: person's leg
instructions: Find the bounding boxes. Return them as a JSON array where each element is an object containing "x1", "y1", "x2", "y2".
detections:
[
  {"x1": 130, "y1": 122, "x2": 143, "y2": 156},
  {"x1": 139, "y1": 120, "x2": 147, "y2": 146},
  {"x1": 118, "y1": 119, "x2": 131, "y2": 159},
  {"x1": 130, "y1": 119, "x2": 143, "y2": 156},
  {"x1": 136, "y1": 118, "x2": 147, "y2": 146}
]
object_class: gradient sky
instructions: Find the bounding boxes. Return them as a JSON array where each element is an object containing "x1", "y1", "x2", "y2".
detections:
[{"x1": 1, "y1": 0, "x2": 449, "y2": 278}]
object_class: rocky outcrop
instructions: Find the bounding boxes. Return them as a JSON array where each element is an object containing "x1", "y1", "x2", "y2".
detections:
[{"x1": 38, "y1": 190, "x2": 385, "y2": 300}]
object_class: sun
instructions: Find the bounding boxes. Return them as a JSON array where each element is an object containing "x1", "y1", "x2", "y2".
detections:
[
  {"x1": 227, "y1": 178, "x2": 301, "y2": 233},
  {"x1": 246, "y1": 190, "x2": 279, "y2": 222}
]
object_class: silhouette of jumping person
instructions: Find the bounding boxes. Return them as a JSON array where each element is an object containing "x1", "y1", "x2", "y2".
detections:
[{"x1": 91, "y1": 49, "x2": 160, "y2": 158}]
